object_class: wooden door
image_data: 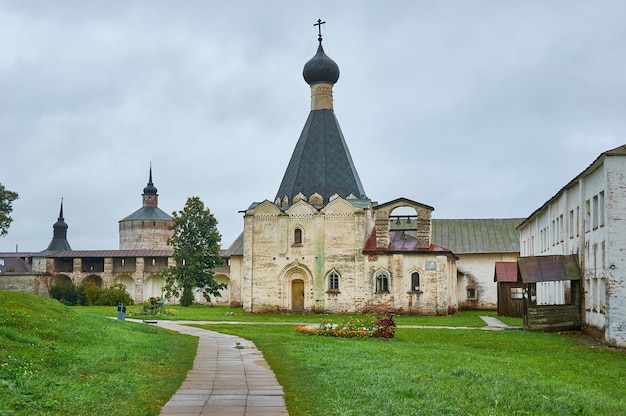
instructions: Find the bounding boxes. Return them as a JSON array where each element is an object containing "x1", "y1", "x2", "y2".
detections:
[{"x1": 291, "y1": 279, "x2": 305, "y2": 311}]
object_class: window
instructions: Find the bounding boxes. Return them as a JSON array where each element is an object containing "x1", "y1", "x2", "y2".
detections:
[
  {"x1": 466, "y1": 287, "x2": 476, "y2": 300},
  {"x1": 375, "y1": 271, "x2": 389, "y2": 293},
  {"x1": 569, "y1": 210, "x2": 574, "y2": 238},
  {"x1": 510, "y1": 287, "x2": 524, "y2": 299},
  {"x1": 411, "y1": 272, "x2": 420, "y2": 292},
  {"x1": 294, "y1": 228, "x2": 303, "y2": 245},
  {"x1": 599, "y1": 191, "x2": 605, "y2": 227},
  {"x1": 328, "y1": 272, "x2": 340, "y2": 291},
  {"x1": 592, "y1": 195, "x2": 598, "y2": 229}
]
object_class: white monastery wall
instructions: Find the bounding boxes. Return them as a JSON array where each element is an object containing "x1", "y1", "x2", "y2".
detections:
[
  {"x1": 519, "y1": 154, "x2": 626, "y2": 346},
  {"x1": 455, "y1": 252, "x2": 519, "y2": 310}
]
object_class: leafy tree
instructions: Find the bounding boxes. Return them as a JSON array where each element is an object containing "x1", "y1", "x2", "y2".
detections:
[
  {"x1": 0, "y1": 183, "x2": 19, "y2": 237},
  {"x1": 163, "y1": 196, "x2": 225, "y2": 306}
]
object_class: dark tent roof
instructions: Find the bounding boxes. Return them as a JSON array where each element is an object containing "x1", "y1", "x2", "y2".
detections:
[{"x1": 275, "y1": 109, "x2": 366, "y2": 205}]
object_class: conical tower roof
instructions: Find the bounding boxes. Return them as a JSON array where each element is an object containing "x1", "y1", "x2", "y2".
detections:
[
  {"x1": 120, "y1": 165, "x2": 172, "y2": 222},
  {"x1": 36, "y1": 199, "x2": 72, "y2": 255},
  {"x1": 275, "y1": 21, "x2": 366, "y2": 207}
]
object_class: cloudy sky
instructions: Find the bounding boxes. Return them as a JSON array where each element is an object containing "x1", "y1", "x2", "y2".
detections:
[{"x1": 1, "y1": 1, "x2": 625, "y2": 252}]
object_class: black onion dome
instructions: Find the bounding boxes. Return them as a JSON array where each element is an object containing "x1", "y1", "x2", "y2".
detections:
[
  {"x1": 303, "y1": 43, "x2": 340, "y2": 85},
  {"x1": 143, "y1": 166, "x2": 158, "y2": 195},
  {"x1": 143, "y1": 182, "x2": 157, "y2": 195},
  {"x1": 53, "y1": 202, "x2": 68, "y2": 230},
  {"x1": 53, "y1": 218, "x2": 68, "y2": 230}
]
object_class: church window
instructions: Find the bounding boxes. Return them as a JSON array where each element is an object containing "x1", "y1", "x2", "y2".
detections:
[
  {"x1": 327, "y1": 271, "x2": 340, "y2": 291},
  {"x1": 375, "y1": 271, "x2": 389, "y2": 293},
  {"x1": 294, "y1": 228, "x2": 303, "y2": 245},
  {"x1": 411, "y1": 272, "x2": 420, "y2": 292}
]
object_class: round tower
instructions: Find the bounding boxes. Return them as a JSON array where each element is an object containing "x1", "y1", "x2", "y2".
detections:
[{"x1": 119, "y1": 166, "x2": 173, "y2": 250}]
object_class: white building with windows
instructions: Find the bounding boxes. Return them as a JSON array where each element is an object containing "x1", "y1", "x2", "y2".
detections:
[
  {"x1": 517, "y1": 145, "x2": 626, "y2": 346},
  {"x1": 226, "y1": 32, "x2": 459, "y2": 315}
]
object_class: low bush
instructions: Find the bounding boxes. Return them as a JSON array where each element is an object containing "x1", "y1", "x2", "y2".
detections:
[{"x1": 49, "y1": 282, "x2": 133, "y2": 306}]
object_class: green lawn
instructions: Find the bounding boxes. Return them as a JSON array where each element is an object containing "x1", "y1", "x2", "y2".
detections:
[
  {"x1": 85, "y1": 303, "x2": 523, "y2": 327},
  {"x1": 0, "y1": 292, "x2": 196, "y2": 416},
  {"x1": 202, "y1": 324, "x2": 626, "y2": 416},
  {"x1": 7, "y1": 295, "x2": 619, "y2": 416}
]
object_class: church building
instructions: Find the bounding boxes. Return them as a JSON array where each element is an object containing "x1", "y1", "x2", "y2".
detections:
[{"x1": 227, "y1": 25, "x2": 459, "y2": 314}]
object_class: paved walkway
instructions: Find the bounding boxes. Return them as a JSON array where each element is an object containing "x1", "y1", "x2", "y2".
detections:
[
  {"x1": 154, "y1": 321, "x2": 288, "y2": 416},
  {"x1": 143, "y1": 316, "x2": 512, "y2": 415},
  {"x1": 479, "y1": 315, "x2": 511, "y2": 329}
]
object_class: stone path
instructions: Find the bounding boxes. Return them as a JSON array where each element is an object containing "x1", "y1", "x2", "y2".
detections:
[
  {"x1": 155, "y1": 321, "x2": 288, "y2": 416},
  {"x1": 146, "y1": 315, "x2": 513, "y2": 415},
  {"x1": 479, "y1": 315, "x2": 510, "y2": 329}
]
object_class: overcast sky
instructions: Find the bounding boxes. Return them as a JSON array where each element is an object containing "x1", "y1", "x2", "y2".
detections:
[{"x1": 1, "y1": 1, "x2": 625, "y2": 252}]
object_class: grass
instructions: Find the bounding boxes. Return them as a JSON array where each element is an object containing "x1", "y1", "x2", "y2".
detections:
[
  {"x1": 0, "y1": 291, "x2": 196, "y2": 416},
  {"x1": 201, "y1": 324, "x2": 626, "y2": 416},
  {"x1": 83, "y1": 303, "x2": 522, "y2": 327},
  {"x1": 18, "y1": 295, "x2": 612, "y2": 415}
]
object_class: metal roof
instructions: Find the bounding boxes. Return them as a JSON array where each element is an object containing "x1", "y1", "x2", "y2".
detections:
[
  {"x1": 275, "y1": 109, "x2": 366, "y2": 206},
  {"x1": 517, "y1": 255, "x2": 581, "y2": 283},
  {"x1": 0, "y1": 257, "x2": 32, "y2": 273},
  {"x1": 431, "y1": 218, "x2": 523, "y2": 254},
  {"x1": 46, "y1": 250, "x2": 173, "y2": 258},
  {"x1": 494, "y1": 262, "x2": 518, "y2": 282},
  {"x1": 223, "y1": 232, "x2": 244, "y2": 257},
  {"x1": 119, "y1": 206, "x2": 172, "y2": 222},
  {"x1": 363, "y1": 229, "x2": 453, "y2": 255}
]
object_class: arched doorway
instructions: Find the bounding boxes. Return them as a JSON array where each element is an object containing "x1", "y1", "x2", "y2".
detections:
[
  {"x1": 291, "y1": 279, "x2": 305, "y2": 311},
  {"x1": 144, "y1": 274, "x2": 164, "y2": 300},
  {"x1": 82, "y1": 274, "x2": 103, "y2": 287},
  {"x1": 51, "y1": 274, "x2": 72, "y2": 287},
  {"x1": 114, "y1": 274, "x2": 136, "y2": 299}
]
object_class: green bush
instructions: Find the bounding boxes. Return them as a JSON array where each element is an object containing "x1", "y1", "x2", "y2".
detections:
[
  {"x1": 49, "y1": 282, "x2": 133, "y2": 306},
  {"x1": 99, "y1": 283, "x2": 134, "y2": 306},
  {"x1": 142, "y1": 297, "x2": 164, "y2": 315},
  {"x1": 48, "y1": 283, "x2": 87, "y2": 306}
]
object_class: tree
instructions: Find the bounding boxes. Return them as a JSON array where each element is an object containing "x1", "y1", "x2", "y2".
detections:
[
  {"x1": 163, "y1": 196, "x2": 225, "y2": 306},
  {"x1": 0, "y1": 183, "x2": 19, "y2": 237}
]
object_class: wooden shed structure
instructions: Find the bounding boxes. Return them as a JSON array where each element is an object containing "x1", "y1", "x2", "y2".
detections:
[
  {"x1": 494, "y1": 262, "x2": 524, "y2": 317},
  {"x1": 517, "y1": 255, "x2": 582, "y2": 332}
]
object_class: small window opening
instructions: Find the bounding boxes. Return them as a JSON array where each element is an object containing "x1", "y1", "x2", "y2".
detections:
[
  {"x1": 294, "y1": 228, "x2": 303, "y2": 245},
  {"x1": 510, "y1": 287, "x2": 524, "y2": 299},
  {"x1": 328, "y1": 272, "x2": 340, "y2": 291},
  {"x1": 376, "y1": 271, "x2": 389, "y2": 293},
  {"x1": 467, "y1": 287, "x2": 476, "y2": 300},
  {"x1": 411, "y1": 272, "x2": 420, "y2": 292}
]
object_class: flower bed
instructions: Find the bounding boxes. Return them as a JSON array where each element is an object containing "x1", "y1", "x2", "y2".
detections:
[{"x1": 296, "y1": 314, "x2": 396, "y2": 338}]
